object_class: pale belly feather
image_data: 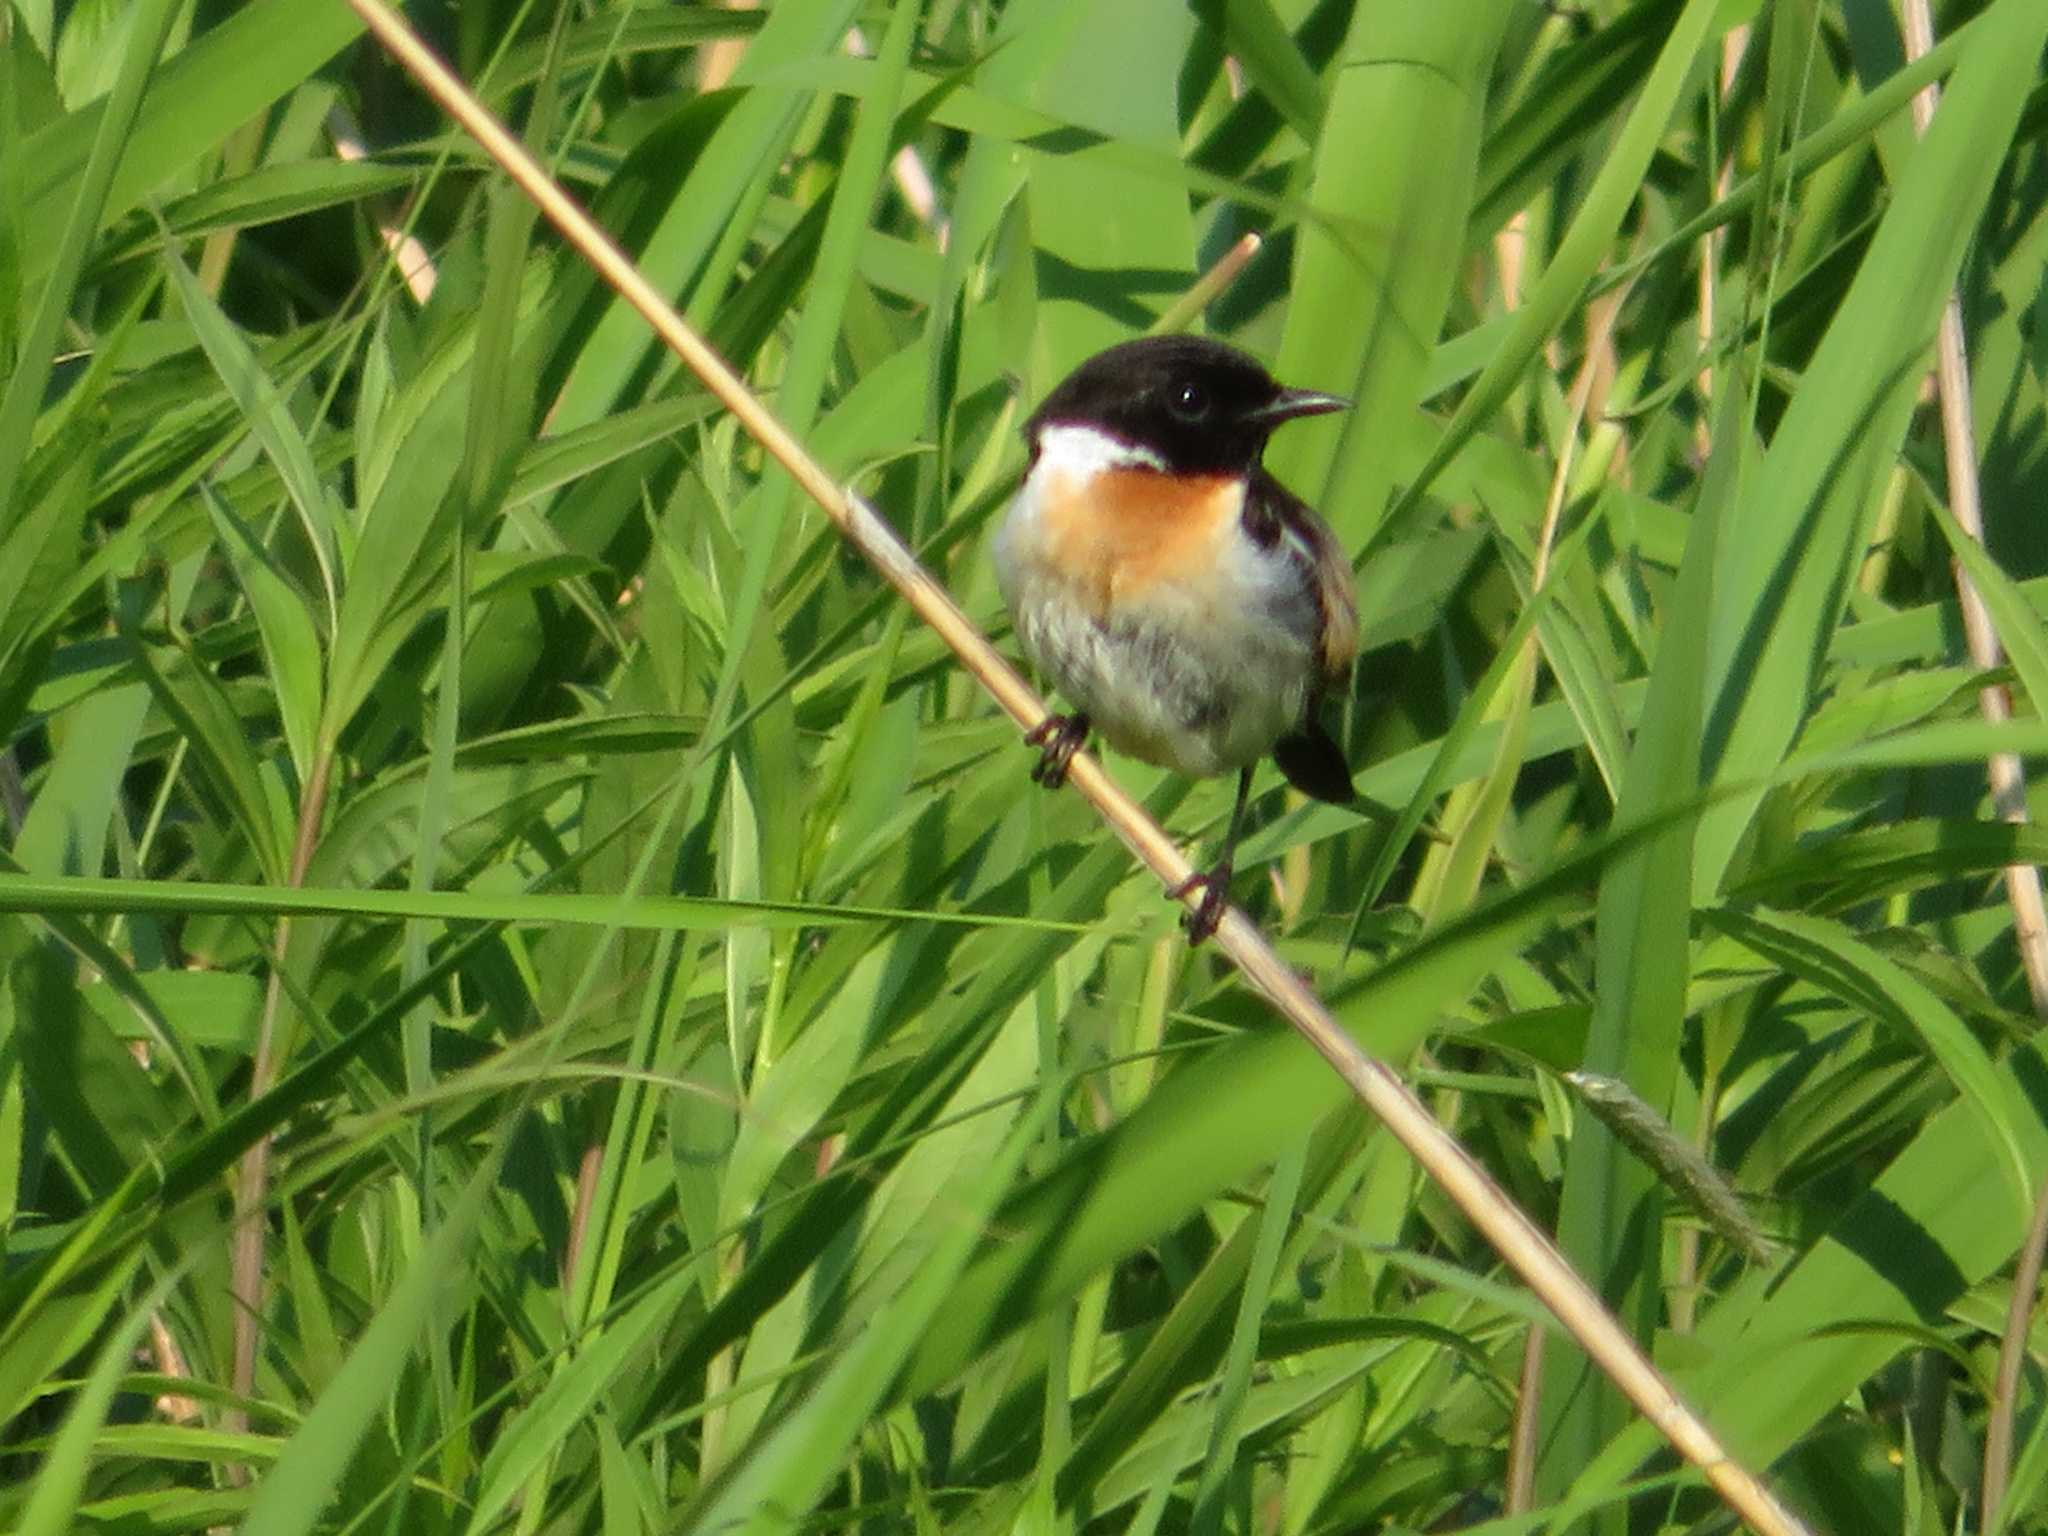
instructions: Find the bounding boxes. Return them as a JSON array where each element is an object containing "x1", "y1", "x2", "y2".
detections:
[{"x1": 995, "y1": 456, "x2": 1318, "y2": 780}]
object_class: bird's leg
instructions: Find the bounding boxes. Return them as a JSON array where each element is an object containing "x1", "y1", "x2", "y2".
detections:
[
  {"x1": 1170, "y1": 765, "x2": 1255, "y2": 944},
  {"x1": 1025, "y1": 711, "x2": 1090, "y2": 788}
]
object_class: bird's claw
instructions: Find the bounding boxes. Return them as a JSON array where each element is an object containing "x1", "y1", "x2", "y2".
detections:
[
  {"x1": 1169, "y1": 862, "x2": 1234, "y2": 946},
  {"x1": 1025, "y1": 712, "x2": 1089, "y2": 788}
]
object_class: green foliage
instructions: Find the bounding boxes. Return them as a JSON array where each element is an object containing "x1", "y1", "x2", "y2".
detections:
[{"x1": 4, "y1": 0, "x2": 2048, "y2": 1532}]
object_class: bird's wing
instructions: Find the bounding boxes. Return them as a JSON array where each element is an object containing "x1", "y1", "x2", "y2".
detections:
[{"x1": 1249, "y1": 468, "x2": 1358, "y2": 690}]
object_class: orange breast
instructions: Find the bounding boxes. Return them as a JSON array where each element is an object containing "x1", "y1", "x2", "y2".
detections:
[{"x1": 1038, "y1": 468, "x2": 1240, "y2": 615}]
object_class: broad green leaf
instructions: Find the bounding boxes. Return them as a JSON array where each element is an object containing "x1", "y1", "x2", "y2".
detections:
[
  {"x1": 1541, "y1": 379, "x2": 1738, "y2": 1502},
  {"x1": 201, "y1": 484, "x2": 325, "y2": 783},
  {"x1": 1273, "y1": 0, "x2": 1514, "y2": 551}
]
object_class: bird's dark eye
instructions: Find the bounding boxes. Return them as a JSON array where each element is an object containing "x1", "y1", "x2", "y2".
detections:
[{"x1": 1167, "y1": 381, "x2": 1210, "y2": 421}]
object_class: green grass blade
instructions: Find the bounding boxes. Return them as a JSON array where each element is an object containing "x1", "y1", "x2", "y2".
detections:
[
  {"x1": 1578, "y1": 1027, "x2": 2048, "y2": 1488},
  {"x1": 1189, "y1": 1133, "x2": 1307, "y2": 1536},
  {"x1": 1694, "y1": 0, "x2": 2048, "y2": 890},
  {"x1": 0, "y1": 871, "x2": 1076, "y2": 933},
  {"x1": 1540, "y1": 380, "x2": 1739, "y2": 1500},
  {"x1": 0, "y1": 0, "x2": 178, "y2": 533},
  {"x1": 681, "y1": 1094, "x2": 1053, "y2": 1535},
  {"x1": 1927, "y1": 496, "x2": 2048, "y2": 712},
  {"x1": 12, "y1": 1256, "x2": 154, "y2": 1536},
  {"x1": 1272, "y1": 0, "x2": 1512, "y2": 550},
  {"x1": 464, "y1": 1271, "x2": 698, "y2": 1536},
  {"x1": 1383, "y1": 0, "x2": 1722, "y2": 536},
  {"x1": 1707, "y1": 904, "x2": 2031, "y2": 1220},
  {"x1": 199, "y1": 483, "x2": 325, "y2": 785},
  {"x1": 16, "y1": 0, "x2": 362, "y2": 265},
  {"x1": 239, "y1": 1147, "x2": 503, "y2": 1536},
  {"x1": 161, "y1": 241, "x2": 342, "y2": 630}
]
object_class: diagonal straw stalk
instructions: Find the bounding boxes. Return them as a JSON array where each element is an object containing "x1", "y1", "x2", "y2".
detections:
[{"x1": 342, "y1": 5, "x2": 1809, "y2": 1530}]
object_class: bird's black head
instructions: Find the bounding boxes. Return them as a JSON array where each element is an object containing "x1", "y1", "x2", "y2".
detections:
[{"x1": 1024, "y1": 335, "x2": 1346, "y2": 475}]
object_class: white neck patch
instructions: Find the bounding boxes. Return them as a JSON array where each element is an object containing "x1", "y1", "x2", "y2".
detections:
[{"x1": 1031, "y1": 422, "x2": 1165, "y2": 480}]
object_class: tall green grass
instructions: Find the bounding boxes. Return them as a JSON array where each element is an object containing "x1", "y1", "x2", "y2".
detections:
[{"x1": 4, "y1": 0, "x2": 2048, "y2": 1531}]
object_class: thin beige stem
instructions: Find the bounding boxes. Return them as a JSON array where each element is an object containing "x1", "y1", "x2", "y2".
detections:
[
  {"x1": 228, "y1": 745, "x2": 333, "y2": 1451},
  {"x1": 698, "y1": 0, "x2": 756, "y2": 90},
  {"x1": 0, "y1": 750, "x2": 24, "y2": 837},
  {"x1": 345, "y1": 7, "x2": 1811, "y2": 1531},
  {"x1": 1533, "y1": 273, "x2": 1628, "y2": 591},
  {"x1": 1507, "y1": 1322, "x2": 1545, "y2": 1513},
  {"x1": 1152, "y1": 233, "x2": 1261, "y2": 336},
  {"x1": 1987, "y1": 1180, "x2": 2048, "y2": 1529},
  {"x1": 1495, "y1": 210, "x2": 1563, "y2": 374},
  {"x1": 1670, "y1": 1061, "x2": 1723, "y2": 1336},
  {"x1": 149, "y1": 1313, "x2": 202, "y2": 1423},
  {"x1": 563, "y1": 1140, "x2": 603, "y2": 1293},
  {"x1": 1493, "y1": 210, "x2": 1526, "y2": 314},
  {"x1": 198, "y1": 118, "x2": 264, "y2": 298}
]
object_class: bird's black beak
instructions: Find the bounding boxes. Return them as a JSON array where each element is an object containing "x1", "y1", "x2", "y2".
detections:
[{"x1": 1251, "y1": 388, "x2": 1349, "y2": 424}]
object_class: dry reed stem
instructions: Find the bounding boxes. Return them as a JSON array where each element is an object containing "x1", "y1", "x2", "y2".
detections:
[
  {"x1": 1506, "y1": 1323, "x2": 1545, "y2": 1514},
  {"x1": 1988, "y1": 1182, "x2": 2048, "y2": 1527},
  {"x1": 1500, "y1": 280, "x2": 1628, "y2": 1482},
  {"x1": 1152, "y1": 231, "x2": 1261, "y2": 336},
  {"x1": 343, "y1": 5, "x2": 1811, "y2": 1530}
]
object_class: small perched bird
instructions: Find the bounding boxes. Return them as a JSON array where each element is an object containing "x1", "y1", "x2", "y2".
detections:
[{"x1": 994, "y1": 334, "x2": 1358, "y2": 942}]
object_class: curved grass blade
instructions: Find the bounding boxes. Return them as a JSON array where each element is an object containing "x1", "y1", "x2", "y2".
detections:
[{"x1": 1706, "y1": 905, "x2": 2032, "y2": 1223}]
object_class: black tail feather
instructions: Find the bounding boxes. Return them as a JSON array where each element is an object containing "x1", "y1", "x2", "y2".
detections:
[{"x1": 1272, "y1": 724, "x2": 1353, "y2": 804}]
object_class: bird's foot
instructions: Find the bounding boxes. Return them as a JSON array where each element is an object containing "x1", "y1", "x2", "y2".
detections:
[
  {"x1": 1168, "y1": 860, "x2": 1234, "y2": 946},
  {"x1": 1025, "y1": 712, "x2": 1089, "y2": 788}
]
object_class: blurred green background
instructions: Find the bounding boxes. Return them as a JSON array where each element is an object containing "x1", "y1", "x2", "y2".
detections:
[{"x1": 5, "y1": 0, "x2": 2048, "y2": 1531}]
